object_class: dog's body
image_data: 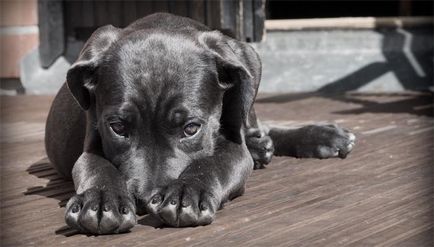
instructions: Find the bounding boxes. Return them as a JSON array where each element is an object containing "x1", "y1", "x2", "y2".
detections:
[{"x1": 45, "y1": 13, "x2": 355, "y2": 234}]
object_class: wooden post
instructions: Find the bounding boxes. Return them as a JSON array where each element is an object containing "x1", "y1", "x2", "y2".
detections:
[
  {"x1": 206, "y1": 0, "x2": 221, "y2": 30},
  {"x1": 189, "y1": 0, "x2": 206, "y2": 24},
  {"x1": 220, "y1": 0, "x2": 239, "y2": 39},
  {"x1": 400, "y1": 0, "x2": 412, "y2": 16},
  {"x1": 243, "y1": 0, "x2": 254, "y2": 42},
  {"x1": 253, "y1": 0, "x2": 265, "y2": 42},
  {"x1": 37, "y1": 0, "x2": 64, "y2": 68}
]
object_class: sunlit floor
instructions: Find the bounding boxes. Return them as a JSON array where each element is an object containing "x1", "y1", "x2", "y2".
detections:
[{"x1": 1, "y1": 92, "x2": 433, "y2": 246}]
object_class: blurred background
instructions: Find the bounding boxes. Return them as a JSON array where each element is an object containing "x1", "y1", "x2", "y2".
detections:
[{"x1": 0, "y1": 0, "x2": 432, "y2": 95}]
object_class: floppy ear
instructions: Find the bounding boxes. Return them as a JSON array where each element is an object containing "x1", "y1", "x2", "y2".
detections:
[
  {"x1": 66, "y1": 25, "x2": 121, "y2": 110},
  {"x1": 199, "y1": 31, "x2": 261, "y2": 143}
]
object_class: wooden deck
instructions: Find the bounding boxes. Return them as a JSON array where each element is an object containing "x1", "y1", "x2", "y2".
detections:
[{"x1": 1, "y1": 93, "x2": 433, "y2": 246}]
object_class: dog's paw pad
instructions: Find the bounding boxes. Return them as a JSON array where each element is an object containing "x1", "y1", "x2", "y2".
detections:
[
  {"x1": 65, "y1": 188, "x2": 136, "y2": 234},
  {"x1": 342, "y1": 133, "x2": 356, "y2": 157},
  {"x1": 246, "y1": 128, "x2": 274, "y2": 169},
  {"x1": 147, "y1": 181, "x2": 218, "y2": 227},
  {"x1": 295, "y1": 125, "x2": 356, "y2": 159},
  {"x1": 322, "y1": 127, "x2": 356, "y2": 159}
]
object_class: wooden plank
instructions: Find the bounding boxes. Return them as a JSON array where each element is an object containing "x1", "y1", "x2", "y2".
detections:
[
  {"x1": 252, "y1": 0, "x2": 265, "y2": 42},
  {"x1": 94, "y1": 1, "x2": 110, "y2": 27},
  {"x1": 243, "y1": 0, "x2": 254, "y2": 42},
  {"x1": 63, "y1": 1, "x2": 82, "y2": 39},
  {"x1": 106, "y1": 1, "x2": 123, "y2": 27},
  {"x1": 265, "y1": 16, "x2": 434, "y2": 31},
  {"x1": 151, "y1": 0, "x2": 169, "y2": 14},
  {"x1": 205, "y1": 0, "x2": 221, "y2": 30},
  {"x1": 189, "y1": 0, "x2": 206, "y2": 24},
  {"x1": 169, "y1": 0, "x2": 189, "y2": 17},
  {"x1": 237, "y1": 0, "x2": 244, "y2": 41},
  {"x1": 0, "y1": 93, "x2": 432, "y2": 246},
  {"x1": 37, "y1": 0, "x2": 64, "y2": 68},
  {"x1": 220, "y1": 0, "x2": 239, "y2": 39},
  {"x1": 136, "y1": 0, "x2": 154, "y2": 19},
  {"x1": 81, "y1": 0, "x2": 95, "y2": 28},
  {"x1": 122, "y1": 0, "x2": 138, "y2": 26},
  {"x1": 399, "y1": 0, "x2": 413, "y2": 16}
]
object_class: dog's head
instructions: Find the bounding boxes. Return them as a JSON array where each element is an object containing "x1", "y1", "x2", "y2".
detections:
[{"x1": 66, "y1": 24, "x2": 260, "y2": 206}]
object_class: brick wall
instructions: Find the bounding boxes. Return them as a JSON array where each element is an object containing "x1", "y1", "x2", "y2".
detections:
[{"x1": 0, "y1": 0, "x2": 39, "y2": 78}]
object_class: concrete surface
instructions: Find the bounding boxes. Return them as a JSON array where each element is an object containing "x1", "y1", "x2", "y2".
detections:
[
  {"x1": 13, "y1": 27, "x2": 434, "y2": 95},
  {"x1": 252, "y1": 27, "x2": 433, "y2": 93}
]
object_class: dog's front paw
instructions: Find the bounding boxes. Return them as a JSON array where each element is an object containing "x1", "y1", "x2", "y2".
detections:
[
  {"x1": 246, "y1": 128, "x2": 274, "y2": 169},
  {"x1": 147, "y1": 180, "x2": 219, "y2": 227},
  {"x1": 65, "y1": 187, "x2": 136, "y2": 234},
  {"x1": 296, "y1": 124, "x2": 356, "y2": 159}
]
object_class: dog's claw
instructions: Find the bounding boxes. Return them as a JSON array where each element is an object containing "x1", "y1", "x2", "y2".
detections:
[
  {"x1": 294, "y1": 124, "x2": 356, "y2": 159},
  {"x1": 147, "y1": 180, "x2": 218, "y2": 227},
  {"x1": 246, "y1": 128, "x2": 274, "y2": 169},
  {"x1": 65, "y1": 188, "x2": 136, "y2": 235}
]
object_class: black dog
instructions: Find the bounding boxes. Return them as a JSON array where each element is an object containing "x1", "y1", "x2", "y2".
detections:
[{"x1": 45, "y1": 13, "x2": 355, "y2": 234}]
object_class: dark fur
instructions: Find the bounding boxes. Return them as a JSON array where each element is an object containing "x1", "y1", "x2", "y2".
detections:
[{"x1": 45, "y1": 13, "x2": 355, "y2": 234}]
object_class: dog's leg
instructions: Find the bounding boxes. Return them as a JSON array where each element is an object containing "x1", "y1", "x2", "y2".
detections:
[
  {"x1": 65, "y1": 152, "x2": 136, "y2": 234},
  {"x1": 45, "y1": 84, "x2": 86, "y2": 179},
  {"x1": 245, "y1": 107, "x2": 274, "y2": 169},
  {"x1": 146, "y1": 138, "x2": 253, "y2": 227},
  {"x1": 268, "y1": 124, "x2": 356, "y2": 159}
]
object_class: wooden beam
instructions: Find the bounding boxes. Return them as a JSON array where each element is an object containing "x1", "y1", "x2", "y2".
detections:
[
  {"x1": 189, "y1": 0, "x2": 206, "y2": 24},
  {"x1": 265, "y1": 17, "x2": 434, "y2": 31},
  {"x1": 243, "y1": 0, "x2": 254, "y2": 42},
  {"x1": 253, "y1": 0, "x2": 265, "y2": 42},
  {"x1": 399, "y1": 0, "x2": 412, "y2": 16},
  {"x1": 205, "y1": 0, "x2": 221, "y2": 30},
  {"x1": 37, "y1": 0, "x2": 64, "y2": 68}
]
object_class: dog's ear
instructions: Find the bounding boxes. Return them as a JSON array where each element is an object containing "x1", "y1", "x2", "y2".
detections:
[
  {"x1": 199, "y1": 31, "x2": 261, "y2": 143},
  {"x1": 66, "y1": 25, "x2": 121, "y2": 110}
]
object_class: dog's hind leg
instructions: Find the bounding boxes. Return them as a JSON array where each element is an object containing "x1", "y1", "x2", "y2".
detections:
[
  {"x1": 245, "y1": 108, "x2": 356, "y2": 168},
  {"x1": 45, "y1": 84, "x2": 86, "y2": 179},
  {"x1": 268, "y1": 124, "x2": 356, "y2": 159}
]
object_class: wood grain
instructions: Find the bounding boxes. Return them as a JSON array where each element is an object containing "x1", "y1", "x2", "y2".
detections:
[{"x1": 0, "y1": 93, "x2": 432, "y2": 246}]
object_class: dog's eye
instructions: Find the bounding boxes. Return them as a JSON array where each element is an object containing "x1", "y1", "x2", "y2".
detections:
[
  {"x1": 183, "y1": 123, "x2": 201, "y2": 137},
  {"x1": 110, "y1": 122, "x2": 127, "y2": 137}
]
